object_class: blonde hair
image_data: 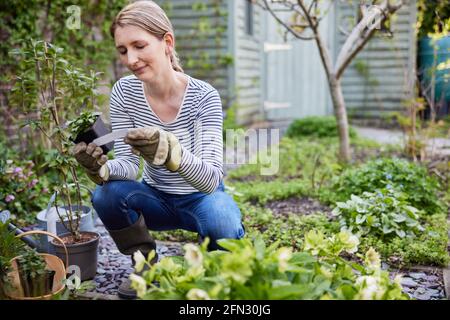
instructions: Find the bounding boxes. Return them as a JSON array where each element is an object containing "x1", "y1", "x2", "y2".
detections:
[{"x1": 110, "y1": 0, "x2": 184, "y2": 73}]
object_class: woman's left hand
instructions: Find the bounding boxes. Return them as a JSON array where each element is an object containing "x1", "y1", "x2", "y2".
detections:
[{"x1": 124, "y1": 127, "x2": 182, "y2": 172}]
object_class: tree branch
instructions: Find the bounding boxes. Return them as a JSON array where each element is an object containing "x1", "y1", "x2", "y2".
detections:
[
  {"x1": 261, "y1": 0, "x2": 316, "y2": 40},
  {"x1": 297, "y1": 0, "x2": 334, "y2": 79},
  {"x1": 334, "y1": 0, "x2": 405, "y2": 79}
]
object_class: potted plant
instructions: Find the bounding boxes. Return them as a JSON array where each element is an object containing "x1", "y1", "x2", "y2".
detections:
[
  {"x1": 67, "y1": 110, "x2": 114, "y2": 155},
  {"x1": 15, "y1": 248, "x2": 55, "y2": 297},
  {"x1": 0, "y1": 219, "x2": 26, "y2": 299},
  {"x1": 10, "y1": 39, "x2": 102, "y2": 281}
]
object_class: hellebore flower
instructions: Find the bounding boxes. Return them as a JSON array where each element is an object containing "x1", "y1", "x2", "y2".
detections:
[
  {"x1": 183, "y1": 243, "x2": 203, "y2": 267},
  {"x1": 129, "y1": 274, "x2": 147, "y2": 297},
  {"x1": 186, "y1": 288, "x2": 211, "y2": 300},
  {"x1": 133, "y1": 250, "x2": 146, "y2": 273}
]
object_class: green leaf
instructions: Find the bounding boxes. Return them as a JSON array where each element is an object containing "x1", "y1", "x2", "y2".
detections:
[{"x1": 356, "y1": 214, "x2": 366, "y2": 224}]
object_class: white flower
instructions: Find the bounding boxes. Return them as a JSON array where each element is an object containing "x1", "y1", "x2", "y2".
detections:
[
  {"x1": 129, "y1": 273, "x2": 147, "y2": 298},
  {"x1": 338, "y1": 230, "x2": 360, "y2": 254},
  {"x1": 356, "y1": 276, "x2": 378, "y2": 300},
  {"x1": 356, "y1": 275, "x2": 384, "y2": 300},
  {"x1": 186, "y1": 288, "x2": 211, "y2": 300},
  {"x1": 276, "y1": 247, "x2": 292, "y2": 272},
  {"x1": 133, "y1": 250, "x2": 146, "y2": 273},
  {"x1": 184, "y1": 243, "x2": 203, "y2": 267},
  {"x1": 365, "y1": 247, "x2": 381, "y2": 270}
]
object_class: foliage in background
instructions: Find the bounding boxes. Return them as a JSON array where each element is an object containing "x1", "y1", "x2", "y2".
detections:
[
  {"x1": 223, "y1": 135, "x2": 448, "y2": 267},
  {"x1": 332, "y1": 189, "x2": 424, "y2": 240},
  {"x1": 327, "y1": 158, "x2": 445, "y2": 215},
  {"x1": 0, "y1": 0, "x2": 126, "y2": 84},
  {"x1": 286, "y1": 116, "x2": 357, "y2": 140},
  {"x1": 0, "y1": 221, "x2": 27, "y2": 299},
  {"x1": 417, "y1": 0, "x2": 450, "y2": 38},
  {"x1": 131, "y1": 233, "x2": 407, "y2": 300},
  {"x1": 157, "y1": 131, "x2": 448, "y2": 267},
  {"x1": 0, "y1": 153, "x2": 51, "y2": 227},
  {"x1": 1, "y1": 0, "x2": 128, "y2": 156},
  {"x1": 361, "y1": 212, "x2": 449, "y2": 267}
]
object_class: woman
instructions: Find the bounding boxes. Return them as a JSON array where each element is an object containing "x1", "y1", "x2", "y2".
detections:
[{"x1": 72, "y1": 0, "x2": 245, "y2": 299}]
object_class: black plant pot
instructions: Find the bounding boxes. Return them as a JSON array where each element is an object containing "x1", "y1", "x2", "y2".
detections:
[
  {"x1": 73, "y1": 116, "x2": 113, "y2": 154},
  {"x1": 49, "y1": 231, "x2": 100, "y2": 281}
]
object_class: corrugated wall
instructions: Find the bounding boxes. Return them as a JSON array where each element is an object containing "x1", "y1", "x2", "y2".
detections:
[
  {"x1": 232, "y1": 0, "x2": 264, "y2": 125},
  {"x1": 337, "y1": 1, "x2": 417, "y2": 118},
  {"x1": 261, "y1": 2, "x2": 336, "y2": 125},
  {"x1": 157, "y1": 0, "x2": 233, "y2": 108}
]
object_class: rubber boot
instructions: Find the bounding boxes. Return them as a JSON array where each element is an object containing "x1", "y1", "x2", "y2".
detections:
[{"x1": 107, "y1": 214, "x2": 158, "y2": 299}]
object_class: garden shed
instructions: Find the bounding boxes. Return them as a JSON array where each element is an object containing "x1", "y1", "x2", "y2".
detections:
[{"x1": 160, "y1": 0, "x2": 418, "y2": 126}]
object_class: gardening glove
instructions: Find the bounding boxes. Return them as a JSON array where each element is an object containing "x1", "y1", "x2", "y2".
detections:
[
  {"x1": 73, "y1": 142, "x2": 110, "y2": 185},
  {"x1": 124, "y1": 127, "x2": 182, "y2": 172}
]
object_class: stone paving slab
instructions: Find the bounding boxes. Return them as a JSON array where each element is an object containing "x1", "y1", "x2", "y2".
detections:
[{"x1": 354, "y1": 126, "x2": 450, "y2": 156}]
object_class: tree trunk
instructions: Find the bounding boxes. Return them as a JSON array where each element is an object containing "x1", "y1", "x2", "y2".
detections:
[{"x1": 329, "y1": 77, "x2": 351, "y2": 162}]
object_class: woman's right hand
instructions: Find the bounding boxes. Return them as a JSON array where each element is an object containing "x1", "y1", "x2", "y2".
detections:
[
  {"x1": 73, "y1": 142, "x2": 108, "y2": 174},
  {"x1": 72, "y1": 142, "x2": 110, "y2": 185}
]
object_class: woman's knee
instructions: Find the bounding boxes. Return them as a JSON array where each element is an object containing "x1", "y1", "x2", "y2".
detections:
[
  {"x1": 198, "y1": 193, "x2": 245, "y2": 242},
  {"x1": 91, "y1": 181, "x2": 126, "y2": 211}
]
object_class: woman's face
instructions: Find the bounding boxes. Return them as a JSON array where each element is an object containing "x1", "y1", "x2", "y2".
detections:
[{"x1": 114, "y1": 25, "x2": 173, "y2": 82}]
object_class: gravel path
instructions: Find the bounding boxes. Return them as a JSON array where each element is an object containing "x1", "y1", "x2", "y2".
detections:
[
  {"x1": 354, "y1": 126, "x2": 450, "y2": 156},
  {"x1": 395, "y1": 270, "x2": 446, "y2": 300},
  {"x1": 86, "y1": 219, "x2": 184, "y2": 297}
]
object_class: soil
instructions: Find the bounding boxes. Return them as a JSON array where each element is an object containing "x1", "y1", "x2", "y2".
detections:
[
  {"x1": 53, "y1": 232, "x2": 99, "y2": 245},
  {"x1": 265, "y1": 196, "x2": 333, "y2": 218}
]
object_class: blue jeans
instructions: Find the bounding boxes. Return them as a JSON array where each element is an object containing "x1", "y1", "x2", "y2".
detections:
[{"x1": 91, "y1": 180, "x2": 245, "y2": 250}]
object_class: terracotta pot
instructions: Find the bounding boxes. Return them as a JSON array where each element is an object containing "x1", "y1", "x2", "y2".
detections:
[{"x1": 5, "y1": 231, "x2": 67, "y2": 300}]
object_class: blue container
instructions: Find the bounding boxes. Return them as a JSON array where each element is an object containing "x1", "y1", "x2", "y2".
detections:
[{"x1": 418, "y1": 35, "x2": 450, "y2": 104}]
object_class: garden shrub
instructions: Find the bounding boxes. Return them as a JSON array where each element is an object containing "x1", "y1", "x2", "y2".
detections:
[
  {"x1": 360, "y1": 212, "x2": 449, "y2": 267},
  {"x1": 0, "y1": 153, "x2": 51, "y2": 226},
  {"x1": 328, "y1": 158, "x2": 445, "y2": 214},
  {"x1": 332, "y1": 189, "x2": 424, "y2": 240},
  {"x1": 130, "y1": 233, "x2": 407, "y2": 300},
  {"x1": 286, "y1": 116, "x2": 357, "y2": 139}
]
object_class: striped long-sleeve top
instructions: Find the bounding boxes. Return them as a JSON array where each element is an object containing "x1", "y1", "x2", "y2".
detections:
[{"x1": 107, "y1": 74, "x2": 223, "y2": 195}]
